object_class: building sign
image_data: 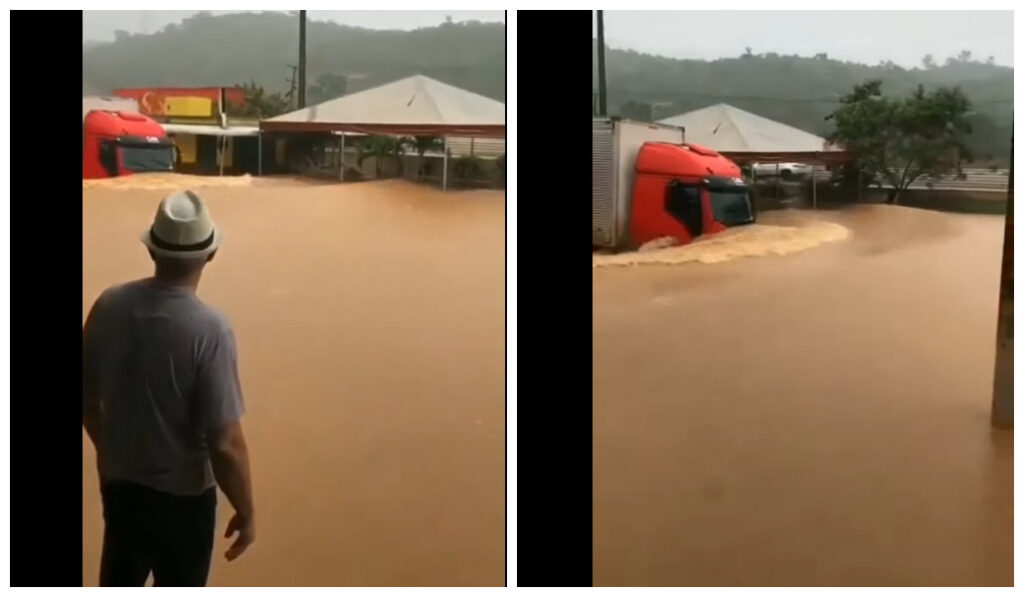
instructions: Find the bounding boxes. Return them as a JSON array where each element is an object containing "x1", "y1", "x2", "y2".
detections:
[{"x1": 112, "y1": 87, "x2": 247, "y2": 121}]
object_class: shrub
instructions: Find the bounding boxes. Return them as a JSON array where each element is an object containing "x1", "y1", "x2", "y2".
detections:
[{"x1": 452, "y1": 155, "x2": 486, "y2": 183}]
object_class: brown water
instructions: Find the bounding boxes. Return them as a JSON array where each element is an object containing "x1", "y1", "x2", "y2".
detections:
[
  {"x1": 593, "y1": 205, "x2": 1012, "y2": 586},
  {"x1": 82, "y1": 178, "x2": 505, "y2": 586}
]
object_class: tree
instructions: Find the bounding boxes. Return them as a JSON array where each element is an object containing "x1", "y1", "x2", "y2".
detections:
[
  {"x1": 358, "y1": 136, "x2": 405, "y2": 178},
  {"x1": 229, "y1": 81, "x2": 290, "y2": 118},
  {"x1": 308, "y1": 73, "x2": 348, "y2": 104},
  {"x1": 986, "y1": 56, "x2": 996, "y2": 66},
  {"x1": 826, "y1": 80, "x2": 974, "y2": 204},
  {"x1": 403, "y1": 136, "x2": 444, "y2": 178},
  {"x1": 921, "y1": 54, "x2": 936, "y2": 70},
  {"x1": 743, "y1": 47, "x2": 753, "y2": 58},
  {"x1": 957, "y1": 49, "x2": 973, "y2": 64}
]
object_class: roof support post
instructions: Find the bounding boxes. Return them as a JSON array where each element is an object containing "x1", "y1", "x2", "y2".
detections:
[
  {"x1": 443, "y1": 136, "x2": 449, "y2": 191},
  {"x1": 339, "y1": 132, "x2": 346, "y2": 182},
  {"x1": 812, "y1": 162, "x2": 817, "y2": 209}
]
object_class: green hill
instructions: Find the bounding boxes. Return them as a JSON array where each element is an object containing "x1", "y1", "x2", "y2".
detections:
[
  {"x1": 82, "y1": 12, "x2": 505, "y2": 102},
  {"x1": 596, "y1": 46, "x2": 1013, "y2": 162}
]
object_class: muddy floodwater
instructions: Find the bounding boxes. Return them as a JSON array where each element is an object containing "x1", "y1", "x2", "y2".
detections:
[
  {"x1": 83, "y1": 176, "x2": 505, "y2": 586},
  {"x1": 593, "y1": 205, "x2": 1012, "y2": 586}
]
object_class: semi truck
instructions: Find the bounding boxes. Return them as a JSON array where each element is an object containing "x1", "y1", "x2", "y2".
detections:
[
  {"x1": 83, "y1": 110, "x2": 175, "y2": 179},
  {"x1": 592, "y1": 117, "x2": 755, "y2": 250}
]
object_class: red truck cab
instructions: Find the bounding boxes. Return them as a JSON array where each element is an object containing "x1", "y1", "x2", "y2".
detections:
[
  {"x1": 629, "y1": 141, "x2": 754, "y2": 247},
  {"x1": 83, "y1": 110, "x2": 175, "y2": 179}
]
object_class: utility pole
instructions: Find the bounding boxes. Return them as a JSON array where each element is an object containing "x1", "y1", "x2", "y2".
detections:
[
  {"x1": 596, "y1": 10, "x2": 607, "y2": 117},
  {"x1": 991, "y1": 130, "x2": 1013, "y2": 429},
  {"x1": 298, "y1": 10, "x2": 307, "y2": 109},
  {"x1": 285, "y1": 64, "x2": 298, "y2": 108}
]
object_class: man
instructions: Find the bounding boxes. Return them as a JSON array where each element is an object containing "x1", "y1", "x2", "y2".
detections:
[{"x1": 83, "y1": 190, "x2": 255, "y2": 586}]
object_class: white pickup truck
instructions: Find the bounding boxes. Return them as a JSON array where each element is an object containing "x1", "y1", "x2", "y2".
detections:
[{"x1": 751, "y1": 162, "x2": 814, "y2": 180}]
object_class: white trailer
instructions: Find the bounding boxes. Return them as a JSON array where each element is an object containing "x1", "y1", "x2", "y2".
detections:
[{"x1": 592, "y1": 118, "x2": 685, "y2": 248}]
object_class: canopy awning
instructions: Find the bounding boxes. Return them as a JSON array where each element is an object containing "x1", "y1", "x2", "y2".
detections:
[
  {"x1": 261, "y1": 74, "x2": 505, "y2": 139},
  {"x1": 659, "y1": 103, "x2": 847, "y2": 162},
  {"x1": 162, "y1": 123, "x2": 259, "y2": 137}
]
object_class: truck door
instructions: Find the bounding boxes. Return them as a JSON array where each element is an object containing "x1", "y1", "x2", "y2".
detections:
[
  {"x1": 98, "y1": 141, "x2": 119, "y2": 177},
  {"x1": 665, "y1": 181, "x2": 703, "y2": 237}
]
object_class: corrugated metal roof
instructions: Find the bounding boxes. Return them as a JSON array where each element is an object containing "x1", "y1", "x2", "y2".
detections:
[{"x1": 446, "y1": 137, "x2": 505, "y2": 157}]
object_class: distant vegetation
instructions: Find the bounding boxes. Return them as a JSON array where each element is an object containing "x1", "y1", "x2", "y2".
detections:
[
  {"x1": 597, "y1": 45, "x2": 1012, "y2": 163},
  {"x1": 83, "y1": 11, "x2": 505, "y2": 103}
]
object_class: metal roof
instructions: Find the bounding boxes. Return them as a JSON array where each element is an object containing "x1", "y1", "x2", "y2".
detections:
[
  {"x1": 659, "y1": 103, "x2": 840, "y2": 154},
  {"x1": 262, "y1": 74, "x2": 505, "y2": 138}
]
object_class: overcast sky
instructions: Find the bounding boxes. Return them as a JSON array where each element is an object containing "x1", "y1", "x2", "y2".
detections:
[
  {"x1": 599, "y1": 11, "x2": 1013, "y2": 68},
  {"x1": 83, "y1": 10, "x2": 505, "y2": 42}
]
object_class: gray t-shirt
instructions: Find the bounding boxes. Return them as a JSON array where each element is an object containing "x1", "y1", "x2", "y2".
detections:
[{"x1": 83, "y1": 278, "x2": 245, "y2": 496}]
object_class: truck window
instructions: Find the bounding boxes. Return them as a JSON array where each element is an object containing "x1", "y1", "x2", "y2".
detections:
[
  {"x1": 708, "y1": 189, "x2": 754, "y2": 226},
  {"x1": 665, "y1": 182, "x2": 703, "y2": 236},
  {"x1": 120, "y1": 145, "x2": 175, "y2": 174}
]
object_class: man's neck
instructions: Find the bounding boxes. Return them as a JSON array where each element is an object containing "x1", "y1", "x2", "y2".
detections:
[{"x1": 151, "y1": 274, "x2": 201, "y2": 293}]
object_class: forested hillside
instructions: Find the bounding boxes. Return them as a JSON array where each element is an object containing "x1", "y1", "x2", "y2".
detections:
[
  {"x1": 597, "y1": 46, "x2": 1013, "y2": 161},
  {"x1": 83, "y1": 12, "x2": 506, "y2": 102}
]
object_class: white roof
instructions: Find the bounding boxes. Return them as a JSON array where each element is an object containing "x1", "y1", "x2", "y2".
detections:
[
  {"x1": 162, "y1": 123, "x2": 259, "y2": 137},
  {"x1": 658, "y1": 103, "x2": 836, "y2": 153},
  {"x1": 83, "y1": 96, "x2": 138, "y2": 121},
  {"x1": 265, "y1": 74, "x2": 504, "y2": 135}
]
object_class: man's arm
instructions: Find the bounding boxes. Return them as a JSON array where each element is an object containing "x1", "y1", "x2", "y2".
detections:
[
  {"x1": 209, "y1": 420, "x2": 255, "y2": 561},
  {"x1": 197, "y1": 322, "x2": 254, "y2": 561},
  {"x1": 82, "y1": 400, "x2": 103, "y2": 453}
]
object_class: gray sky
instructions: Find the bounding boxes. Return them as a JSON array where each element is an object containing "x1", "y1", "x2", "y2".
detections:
[
  {"x1": 83, "y1": 10, "x2": 505, "y2": 42},
  {"x1": 599, "y1": 11, "x2": 1013, "y2": 68}
]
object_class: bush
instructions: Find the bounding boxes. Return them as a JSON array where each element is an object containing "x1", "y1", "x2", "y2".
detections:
[{"x1": 452, "y1": 155, "x2": 486, "y2": 183}]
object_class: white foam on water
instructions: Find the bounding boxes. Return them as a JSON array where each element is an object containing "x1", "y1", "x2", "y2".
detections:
[
  {"x1": 593, "y1": 220, "x2": 851, "y2": 268},
  {"x1": 83, "y1": 173, "x2": 254, "y2": 191}
]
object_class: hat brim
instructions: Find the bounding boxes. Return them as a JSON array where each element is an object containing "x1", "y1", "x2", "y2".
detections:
[{"x1": 141, "y1": 228, "x2": 222, "y2": 259}]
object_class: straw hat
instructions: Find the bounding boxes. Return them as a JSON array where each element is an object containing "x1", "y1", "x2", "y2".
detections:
[{"x1": 141, "y1": 190, "x2": 222, "y2": 259}]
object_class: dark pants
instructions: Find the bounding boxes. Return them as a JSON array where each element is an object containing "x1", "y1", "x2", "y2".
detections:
[{"x1": 99, "y1": 481, "x2": 217, "y2": 587}]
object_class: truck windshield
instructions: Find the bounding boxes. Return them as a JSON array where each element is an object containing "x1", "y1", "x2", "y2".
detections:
[
  {"x1": 708, "y1": 189, "x2": 754, "y2": 226},
  {"x1": 121, "y1": 145, "x2": 174, "y2": 173}
]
